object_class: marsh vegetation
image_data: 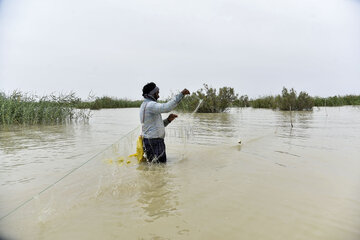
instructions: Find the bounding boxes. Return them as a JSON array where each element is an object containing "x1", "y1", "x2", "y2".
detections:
[
  {"x1": 176, "y1": 86, "x2": 315, "y2": 112},
  {"x1": 250, "y1": 89, "x2": 360, "y2": 110},
  {"x1": 250, "y1": 87, "x2": 314, "y2": 111},
  {"x1": 176, "y1": 84, "x2": 244, "y2": 113},
  {"x1": 0, "y1": 91, "x2": 90, "y2": 125},
  {"x1": 1, "y1": 86, "x2": 359, "y2": 125},
  {"x1": 77, "y1": 97, "x2": 142, "y2": 110},
  {"x1": 313, "y1": 95, "x2": 360, "y2": 107}
]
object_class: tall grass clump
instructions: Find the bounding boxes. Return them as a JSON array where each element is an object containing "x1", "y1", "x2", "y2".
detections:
[
  {"x1": 250, "y1": 87, "x2": 314, "y2": 111},
  {"x1": 0, "y1": 91, "x2": 91, "y2": 125},
  {"x1": 76, "y1": 96, "x2": 142, "y2": 110},
  {"x1": 176, "y1": 84, "x2": 239, "y2": 113}
]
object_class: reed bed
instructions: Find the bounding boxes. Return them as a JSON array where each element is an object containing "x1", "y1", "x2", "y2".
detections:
[{"x1": 0, "y1": 91, "x2": 90, "y2": 125}]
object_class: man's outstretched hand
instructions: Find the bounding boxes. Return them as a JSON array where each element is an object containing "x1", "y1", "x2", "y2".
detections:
[
  {"x1": 181, "y1": 89, "x2": 190, "y2": 95},
  {"x1": 167, "y1": 113, "x2": 178, "y2": 122}
]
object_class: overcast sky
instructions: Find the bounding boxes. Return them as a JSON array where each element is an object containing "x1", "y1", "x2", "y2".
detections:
[{"x1": 0, "y1": 0, "x2": 359, "y2": 100}]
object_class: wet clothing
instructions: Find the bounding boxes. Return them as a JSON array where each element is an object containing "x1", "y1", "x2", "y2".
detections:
[
  {"x1": 140, "y1": 93, "x2": 183, "y2": 162},
  {"x1": 143, "y1": 138, "x2": 166, "y2": 163}
]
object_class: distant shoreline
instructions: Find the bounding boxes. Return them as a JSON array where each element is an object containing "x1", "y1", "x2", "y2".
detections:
[{"x1": 1, "y1": 87, "x2": 359, "y2": 125}]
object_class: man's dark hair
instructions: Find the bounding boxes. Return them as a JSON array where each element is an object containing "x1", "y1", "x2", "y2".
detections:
[{"x1": 142, "y1": 82, "x2": 157, "y2": 96}]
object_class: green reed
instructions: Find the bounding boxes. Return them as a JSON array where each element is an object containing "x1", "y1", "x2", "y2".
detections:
[{"x1": 0, "y1": 91, "x2": 90, "y2": 125}]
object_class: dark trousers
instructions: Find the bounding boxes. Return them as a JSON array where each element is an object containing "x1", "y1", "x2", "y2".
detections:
[{"x1": 143, "y1": 138, "x2": 167, "y2": 163}]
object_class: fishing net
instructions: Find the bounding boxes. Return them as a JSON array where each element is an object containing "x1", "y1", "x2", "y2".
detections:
[
  {"x1": 0, "y1": 122, "x2": 196, "y2": 238},
  {"x1": 0, "y1": 99, "x2": 204, "y2": 239}
]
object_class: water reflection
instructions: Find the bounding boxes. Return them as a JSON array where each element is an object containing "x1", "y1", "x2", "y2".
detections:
[{"x1": 136, "y1": 164, "x2": 179, "y2": 222}]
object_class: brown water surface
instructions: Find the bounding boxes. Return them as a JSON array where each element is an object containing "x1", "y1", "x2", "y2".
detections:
[{"x1": 0, "y1": 107, "x2": 359, "y2": 239}]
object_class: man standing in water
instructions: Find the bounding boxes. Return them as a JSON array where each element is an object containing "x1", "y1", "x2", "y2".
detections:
[{"x1": 140, "y1": 82, "x2": 190, "y2": 163}]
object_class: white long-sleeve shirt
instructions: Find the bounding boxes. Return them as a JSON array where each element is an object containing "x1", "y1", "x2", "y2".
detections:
[{"x1": 140, "y1": 93, "x2": 184, "y2": 139}]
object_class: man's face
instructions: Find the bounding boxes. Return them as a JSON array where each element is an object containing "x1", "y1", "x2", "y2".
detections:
[{"x1": 154, "y1": 91, "x2": 159, "y2": 100}]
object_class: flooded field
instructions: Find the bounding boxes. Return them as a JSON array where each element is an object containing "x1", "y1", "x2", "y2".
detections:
[{"x1": 0, "y1": 107, "x2": 360, "y2": 240}]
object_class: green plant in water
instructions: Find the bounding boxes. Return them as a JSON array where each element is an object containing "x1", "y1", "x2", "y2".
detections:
[
  {"x1": 313, "y1": 95, "x2": 360, "y2": 107},
  {"x1": 251, "y1": 87, "x2": 314, "y2": 111},
  {"x1": 233, "y1": 95, "x2": 250, "y2": 108},
  {"x1": 250, "y1": 96, "x2": 277, "y2": 109},
  {"x1": 0, "y1": 91, "x2": 91, "y2": 125},
  {"x1": 76, "y1": 96, "x2": 142, "y2": 110},
  {"x1": 176, "y1": 84, "x2": 239, "y2": 113}
]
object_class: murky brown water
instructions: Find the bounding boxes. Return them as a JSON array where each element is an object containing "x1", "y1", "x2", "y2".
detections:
[{"x1": 1, "y1": 107, "x2": 360, "y2": 240}]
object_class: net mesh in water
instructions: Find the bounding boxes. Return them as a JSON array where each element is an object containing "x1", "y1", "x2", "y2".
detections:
[{"x1": 0, "y1": 123, "x2": 195, "y2": 229}]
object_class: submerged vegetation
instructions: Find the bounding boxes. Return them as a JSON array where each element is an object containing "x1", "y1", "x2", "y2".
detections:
[{"x1": 0, "y1": 91, "x2": 90, "y2": 125}]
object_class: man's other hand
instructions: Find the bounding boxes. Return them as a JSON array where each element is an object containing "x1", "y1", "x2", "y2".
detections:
[{"x1": 167, "y1": 113, "x2": 178, "y2": 122}]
